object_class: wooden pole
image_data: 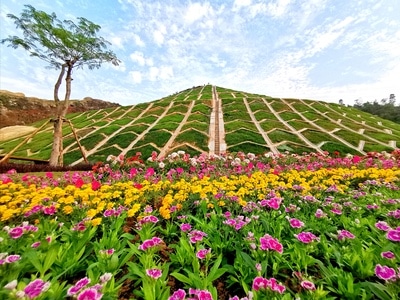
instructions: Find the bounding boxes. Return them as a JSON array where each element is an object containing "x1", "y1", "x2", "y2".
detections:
[
  {"x1": 0, "y1": 119, "x2": 51, "y2": 164},
  {"x1": 66, "y1": 119, "x2": 89, "y2": 164}
]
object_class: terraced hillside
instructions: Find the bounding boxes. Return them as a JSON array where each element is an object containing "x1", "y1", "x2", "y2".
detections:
[{"x1": 1, "y1": 85, "x2": 399, "y2": 165}]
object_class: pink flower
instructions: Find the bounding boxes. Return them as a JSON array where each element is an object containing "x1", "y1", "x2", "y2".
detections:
[
  {"x1": 99, "y1": 273, "x2": 112, "y2": 284},
  {"x1": 259, "y1": 234, "x2": 283, "y2": 253},
  {"x1": 8, "y1": 227, "x2": 24, "y2": 239},
  {"x1": 381, "y1": 251, "x2": 395, "y2": 259},
  {"x1": 99, "y1": 249, "x2": 115, "y2": 256},
  {"x1": 43, "y1": 205, "x2": 56, "y2": 215},
  {"x1": 375, "y1": 221, "x2": 391, "y2": 231},
  {"x1": 140, "y1": 215, "x2": 159, "y2": 224},
  {"x1": 268, "y1": 278, "x2": 286, "y2": 294},
  {"x1": 180, "y1": 223, "x2": 192, "y2": 232},
  {"x1": 24, "y1": 279, "x2": 50, "y2": 299},
  {"x1": 196, "y1": 248, "x2": 211, "y2": 260},
  {"x1": 67, "y1": 277, "x2": 91, "y2": 296},
  {"x1": 337, "y1": 230, "x2": 355, "y2": 240},
  {"x1": 386, "y1": 229, "x2": 400, "y2": 242},
  {"x1": 375, "y1": 264, "x2": 397, "y2": 281},
  {"x1": 295, "y1": 232, "x2": 319, "y2": 244},
  {"x1": 288, "y1": 218, "x2": 304, "y2": 228},
  {"x1": 146, "y1": 268, "x2": 162, "y2": 279},
  {"x1": 77, "y1": 287, "x2": 103, "y2": 300},
  {"x1": 169, "y1": 289, "x2": 186, "y2": 300},
  {"x1": 198, "y1": 290, "x2": 213, "y2": 300},
  {"x1": 5, "y1": 255, "x2": 21, "y2": 263},
  {"x1": 252, "y1": 276, "x2": 268, "y2": 291},
  {"x1": 138, "y1": 237, "x2": 163, "y2": 251},
  {"x1": 31, "y1": 242, "x2": 41, "y2": 248},
  {"x1": 315, "y1": 209, "x2": 327, "y2": 218},
  {"x1": 301, "y1": 280, "x2": 316, "y2": 291},
  {"x1": 188, "y1": 230, "x2": 207, "y2": 243},
  {"x1": 330, "y1": 208, "x2": 342, "y2": 215}
]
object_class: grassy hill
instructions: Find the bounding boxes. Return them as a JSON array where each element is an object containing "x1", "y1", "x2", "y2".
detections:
[{"x1": 1, "y1": 84, "x2": 399, "y2": 165}]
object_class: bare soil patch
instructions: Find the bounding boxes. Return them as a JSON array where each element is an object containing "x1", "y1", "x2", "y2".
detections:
[{"x1": 0, "y1": 125, "x2": 36, "y2": 142}]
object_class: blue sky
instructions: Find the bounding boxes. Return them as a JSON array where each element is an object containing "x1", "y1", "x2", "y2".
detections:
[{"x1": 1, "y1": 0, "x2": 399, "y2": 106}]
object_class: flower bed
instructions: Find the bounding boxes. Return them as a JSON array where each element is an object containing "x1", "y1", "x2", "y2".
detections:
[{"x1": 1, "y1": 150, "x2": 400, "y2": 299}]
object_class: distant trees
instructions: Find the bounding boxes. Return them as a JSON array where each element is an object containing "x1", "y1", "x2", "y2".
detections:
[
  {"x1": 353, "y1": 94, "x2": 399, "y2": 124},
  {"x1": 1, "y1": 5, "x2": 120, "y2": 166}
]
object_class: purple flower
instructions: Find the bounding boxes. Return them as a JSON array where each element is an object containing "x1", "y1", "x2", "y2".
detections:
[
  {"x1": 381, "y1": 251, "x2": 395, "y2": 259},
  {"x1": 375, "y1": 221, "x2": 391, "y2": 231},
  {"x1": 67, "y1": 277, "x2": 91, "y2": 296},
  {"x1": 288, "y1": 217, "x2": 304, "y2": 228},
  {"x1": 295, "y1": 232, "x2": 319, "y2": 244},
  {"x1": 77, "y1": 287, "x2": 103, "y2": 300},
  {"x1": 8, "y1": 227, "x2": 24, "y2": 239},
  {"x1": 180, "y1": 223, "x2": 192, "y2": 232},
  {"x1": 196, "y1": 248, "x2": 211, "y2": 260},
  {"x1": 300, "y1": 280, "x2": 316, "y2": 291},
  {"x1": 24, "y1": 279, "x2": 50, "y2": 299},
  {"x1": 330, "y1": 208, "x2": 342, "y2": 215},
  {"x1": 169, "y1": 289, "x2": 186, "y2": 300},
  {"x1": 146, "y1": 268, "x2": 162, "y2": 279},
  {"x1": 375, "y1": 264, "x2": 397, "y2": 281},
  {"x1": 259, "y1": 234, "x2": 283, "y2": 253},
  {"x1": 337, "y1": 230, "x2": 355, "y2": 240},
  {"x1": 386, "y1": 229, "x2": 400, "y2": 242}
]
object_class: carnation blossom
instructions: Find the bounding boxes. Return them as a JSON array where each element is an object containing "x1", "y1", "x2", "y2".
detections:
[
  {"x1": 295, "y1": 232, "x2": 319, "y2": 244},
  {"x1": 259, "y1": 234, "x2": 283, "y2": 253},
  {"x1": 374, "y1": 264, "x2": 397, "y2": 281},
  {"x1": 288, "y1": 217, "x2": 305, "y2": 228},
  {"x1": 146, "y1": 268, "x2": 162, "y2": 279},
  {"x1": 381, "y1": 251, "x2": 395, "y2": 259},
  {"x1": 301, "y1": 280, "x2": 316, "y2": 291},
  {"x1": 386, "y1": 229, "x2": 400, "y2": 242},
  {"x1": 24, "y1": 279, "x2": 50, "y2": 299}
]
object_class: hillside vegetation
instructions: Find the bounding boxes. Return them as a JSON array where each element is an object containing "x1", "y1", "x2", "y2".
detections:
[{"x1": 0, "y1": 85, "x2": 399, "y2": 165}]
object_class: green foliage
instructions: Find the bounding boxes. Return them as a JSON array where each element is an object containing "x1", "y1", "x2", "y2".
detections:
[
  {"x1": 268, "y1": 130, "x2": 303, "y2": 144},
  {"x1": 354, "y1": 99, "x2": 400, "y2": 124},
  {"x1": 228, "y1": 143, "x2": 270, "y2": 154},
  {"x1": 107, "y1": 133, "x2": 137, "y2": 148},
  {"x1": 175, "y1": 130, "x2": 208, "y2": 148},
  {"x1": 321, "y1": 142, "x2": 362, "y2": 155},
  {"x1": 225, "y1": 129, "x2": 264, "y2": 145}
]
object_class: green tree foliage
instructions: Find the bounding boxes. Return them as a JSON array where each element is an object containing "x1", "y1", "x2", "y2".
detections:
[
  {"x1": 353, "y1": 95, "x2": 400, "y2": 124},
  {"x1": 1, "y1": 5, "x2": 120, "y2": 166}
]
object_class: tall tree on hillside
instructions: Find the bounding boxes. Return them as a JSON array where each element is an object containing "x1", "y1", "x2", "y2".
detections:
[{"x1": 1, "y1": 5, "x2": 120, "y2": 166}]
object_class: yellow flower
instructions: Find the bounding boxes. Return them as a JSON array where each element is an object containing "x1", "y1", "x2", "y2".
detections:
[
  {"x1": 91, "y1": 218, "x2": 102, "y2": 226},
  {"x1": 87, "y1": 209, "x2": 97, "y2": 218},
  {"x1": 63, "y1": 205, "x2": 74, "y2": 214},
  {"x1": 127, "y1": 204, "x2": 141, "y2": 217}
]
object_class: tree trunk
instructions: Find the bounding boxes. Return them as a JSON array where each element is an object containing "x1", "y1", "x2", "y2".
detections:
[{"x1": 49, "y1": 62, "x2": 73, "y2": 167}]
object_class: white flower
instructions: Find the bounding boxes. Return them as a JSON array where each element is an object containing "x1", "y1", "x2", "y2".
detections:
[
  {"x1": 4, "y1": 280, "x2": 18, "y2": 290},
  {"x1": 159, "y1": 162, "x2": 165, "y2": 168}
]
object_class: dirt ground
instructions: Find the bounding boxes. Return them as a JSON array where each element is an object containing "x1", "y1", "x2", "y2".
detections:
[{"x1": 0, "y1": 125, "x2": 36, "y2": 142}]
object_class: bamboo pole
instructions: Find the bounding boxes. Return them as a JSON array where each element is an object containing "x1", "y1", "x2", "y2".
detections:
[
  {"x1": 0, "y1": 119, "x2": 51, "y2": 164},
  {"x1": 66, "y1": 119, "x2": 88, "y2": 164}
]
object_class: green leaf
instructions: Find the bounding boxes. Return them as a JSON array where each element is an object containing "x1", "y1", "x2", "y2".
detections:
[{"x1": 170, "y1": 272, "x2": 193, "y2": 285}]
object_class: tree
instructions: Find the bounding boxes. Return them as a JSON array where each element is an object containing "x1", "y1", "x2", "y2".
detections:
[{"x1": 1, "y1": 5, "x2": 120, "y2": 166}]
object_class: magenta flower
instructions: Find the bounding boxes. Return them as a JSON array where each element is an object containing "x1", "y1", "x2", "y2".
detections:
[
  {"x1": 198, "y1": 290, "x2": 213, "y2": 300},
  {"x1": 337, "y1": 230, "x2": 355, "y2": 240},
  {"x1": 180, "y1": 223, "x2": 192, "y2": 232},
  {"x1": 300, "y1": 280, "x2": 316, "y2": 291},
  {"x1": 375, "y1": 264, "x2": 397, "y2": 281},
  {"x1": 330, "y1": 208, "x2": 342, "y2": 215},
  {"x1": 288, "y1": 217, "x2": 305, "y2": 228},
  {"x1": 31, "y1": 242, "x2": 41, "y2": 248},
  {"x1": 67, "y1": 277, "x2": 91, "y2": 296},
  {"x1": 138, "y1": 237, "x2": 163, "y2": 251},
  {"x1": 140, "y1": 215, "x2": 159, "y2": 224},
  {"x1": 169, "y1": 289, "x2": 186, "y2": 300},
  {"x1": 188, "y1": 230, "x2": 207, "y2": 243},
  {"x1": 5, "y1": 255, "x2": 21, "y2": 263},
  {"x1": 99, "y1": 249, "x2": 115, "y2": 256},
  {"x1": 375, "y1": 221, "x2": 391, "y2": 231},
  {"x1": 259, "y1": 197, "x2": 282, "y2": 210},
  {"x1": 252, "y1": 276, "x2": 268, "y2": 291},
  {"x1": 77, "y1": 287, "x2": 103, "y2": 300},
  {"x1": 381, "y1": 251, "x2": 395, "y2": 259},
  {"x1": 268, "y1": 277, "x2": 286, "y2": 294},
  {"x1": 386, "y1": 229, "x2": 400, "y2": 242},
  {"x1": 295, "y1": 232, "x2": 319, "y2": 244},
  {"x1": 24, "y1": 279, "x2": 50, "y2": 299},
  {"x1": 8, "y1": 227, "x2": 24, "y2": 239},
  {"x1": 315, "y1": 209, "x2": 327, "y2": 218},
  {"x1": 146, "y1": 268, "x2": 162, "y2": 279},
  {"x1": 196, "y1": 248, "x2": 211, "y2": 260},
  {"x1": 43, "y1": 205, "x2": 57, "y2": 215},
  {"x1": 259, "y1": 234, "x2": 283, "y2": 253}
]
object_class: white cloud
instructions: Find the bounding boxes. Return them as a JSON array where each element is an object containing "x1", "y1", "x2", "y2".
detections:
[
  {"x1": 266, "y1": 0, "x2": 292, "y2": 18},
  {"x1": 129, "y1": 51, "x2": 153, "y2": 66},
  {"x1": 129, "y1": 71, "x2": 142, "y2": 84},
  {"x1": 148, "y1": 66, "x2": 174, "y2": 81},
  {"x1": 184, "y1": 2, "x2": 212, "y2": 24}
]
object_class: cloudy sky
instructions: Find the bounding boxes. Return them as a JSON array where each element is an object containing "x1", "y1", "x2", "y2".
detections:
[{"x1": 1, "y1": 0, "x2": 399, "y2": 106}]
